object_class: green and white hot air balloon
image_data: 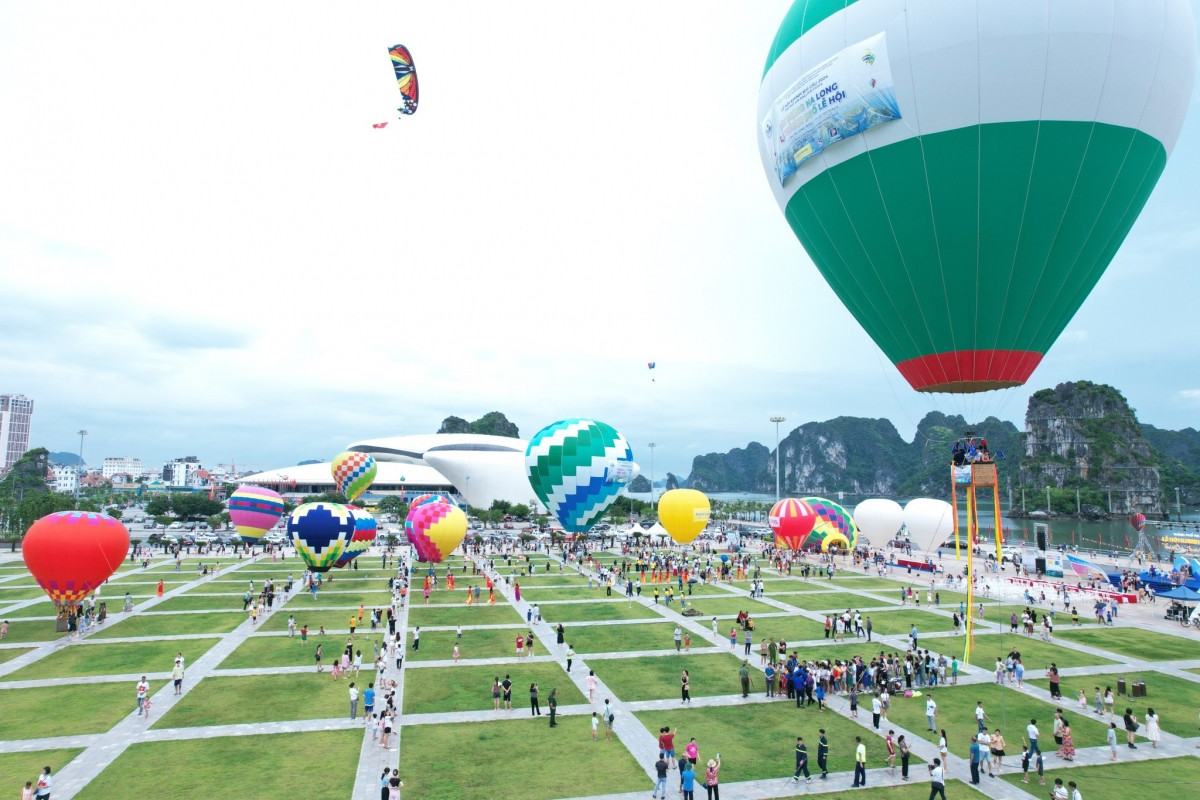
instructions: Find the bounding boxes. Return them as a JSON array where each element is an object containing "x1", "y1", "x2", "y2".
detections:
[{"x1": 759, "y1": 0, "x2": 1197, "y2": 393}]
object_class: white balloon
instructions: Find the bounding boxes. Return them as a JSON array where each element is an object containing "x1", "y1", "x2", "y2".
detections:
[
  {"x1": 854, "y1": 499, "x2": 904, "y2": 542},
  {"x1": 903, "y1": 498, "x2": 956, "y2": 545}
]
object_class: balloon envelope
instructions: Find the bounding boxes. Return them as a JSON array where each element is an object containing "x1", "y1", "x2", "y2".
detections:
[
  {"x1": 23, "y1": 511, "x2": 130, "y2": 606},
  {"x1": 1129, "y1": 513, "x2": 1146, "y2": 533},
  {"x1": 800, "y1": 497, "x2": 858, "y2": 550},
  {"x1": 335, "y1": 507, "x2": 378, "y2": 568},
  {"x1": 406, "y1": 501, "x2": 467, "y2": 563},
  {"x1": 657, "y1": 489, "x2": 711, "y2": 545},
  {"x1": 903, "y1": 498, "x2": 956, "y2": 545},
  {"x1": 288, "y1": 502, "x2": 355, "y2": 572},
  {"x1": 769, "y1": 498, "x2": 817, "y2": 551},
  {"x1": 227, "y1": 485, "x2": 285, "y2": 544},
  {"x1": 331, "y1": 452, "x2": 378, "y2": 502},
  {"x1": 854, "y1": 499, "x2": 905, "y2": 545},
  {"x1": 525, "y1": 418, "x2": 637, "y2": 533},
  {"x1": 759, "y1": 0, "x2": 1197, "y2": 393}
]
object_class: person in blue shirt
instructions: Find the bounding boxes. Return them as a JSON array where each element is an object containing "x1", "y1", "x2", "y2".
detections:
[
  {"x1": 969, "y1": 737, "x2": 983, "y2": 784},
  {"x1": 363, "y1": 683, "x2": 376, "y2": 719},
  {"x1": 816, "y1": 682, "x2": 826, "y2": 711},
  {"x1": 680, "y1": 759, "x2": 696, "y2": 800},
  {"x1": 765, "y1": 664, "x2": 777, "y2": 697}
]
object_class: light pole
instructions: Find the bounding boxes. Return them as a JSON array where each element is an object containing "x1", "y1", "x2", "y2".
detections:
[
  {"x1": 770, "y1": 416, "x2": 786, "y2": 502},
  {"x1": 648, "y1": 443, "x2": 656, "y2": 512},
  {"x1": 75, "y1": 430, "x2": 88, "y2": 507},
  {"x1": 1176, "y1": 487, "x2": 1182, "y2": 520}
]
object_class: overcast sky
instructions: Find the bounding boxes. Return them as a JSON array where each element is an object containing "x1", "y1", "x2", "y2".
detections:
[{"x1": 1, "y1": 1, "x2": 1198, "y2": 479}]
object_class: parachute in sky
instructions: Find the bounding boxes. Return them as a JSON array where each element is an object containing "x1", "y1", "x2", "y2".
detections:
[
  {"x1": 331, "y1": 452, "x2": 377, "y2": 503},
  {"x1": 758, "y1": 0, "x2": 1197, "y2": 394},
  {"x1": 23, "y1": 511, "x2": 129, "y2": 607},
  {"x1": 227, "y1": 485, "x2": 285, "y2": 544},
  {"x1": 525, "y1": 418, "x2": 637, "y2": 533},
  {"x1": 389, "y1": 44, "x2": 419, "y2": 116},
  {"x1": 658, "y1": 489, "x2": 711, "y2": 545}
]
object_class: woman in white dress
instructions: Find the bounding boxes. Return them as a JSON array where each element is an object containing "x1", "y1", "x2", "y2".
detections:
[{"x1": 1145, "y1": 708, "x2": 1161, "y2": 748}]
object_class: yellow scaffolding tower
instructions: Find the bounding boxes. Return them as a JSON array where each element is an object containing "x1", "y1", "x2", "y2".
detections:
[{"x1": 951, "y1": 462, "x2": 1003, "y2": 666}]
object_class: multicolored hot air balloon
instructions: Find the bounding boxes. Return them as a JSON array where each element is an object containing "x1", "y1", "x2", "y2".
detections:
[
  {"x1": 759, "y1": 0, "x2": 1197, "y2": 393},
  {"x1": 335, "y1": 507, "x2": 378, "y2": 568},
  {"x1": 288, "y1": 502, "x2": 355, "y2": 572},
  {"x1": 800, "y1": 497, "x2": 858, "y2": 551},
  {"x1": 769, "y1": 498, "x2": 817, "y2": 551},
  {"x1": 22, "y1": 511, "x2": 130, "y2": 607},
  {"x1": 227, "y1": 485, "x2": 285, "y2": 544},
  {"x1": 525, "y1": 418, "x2": 638, "y2": 533},
  {"x1": 408, "y1": 493, "x2": 451, "y2": 510},
  {"x1": 406, "y1": 501, "x2": 467, "y2": 563},
  {"x1": 657, "y1": 489, "x2": 711, "y2": 545},
  {"x1": 331, "y1": 452, "x2": 378, "y2": 503},
  {"x1": 1129, "y1": 513, "x2": 1147, "y2": 533}
]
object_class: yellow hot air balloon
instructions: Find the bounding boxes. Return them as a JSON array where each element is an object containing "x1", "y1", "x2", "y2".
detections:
[{"x1": 657, "y1": 489, "x2": 711, "y2": 545}]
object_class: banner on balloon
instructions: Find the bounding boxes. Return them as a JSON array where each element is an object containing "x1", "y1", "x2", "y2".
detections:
[{"x1": 761, "y1": 32, "x2": 901, "y2": 184}]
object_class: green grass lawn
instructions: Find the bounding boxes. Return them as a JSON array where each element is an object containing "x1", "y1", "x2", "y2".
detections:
[
  {"x1": 257, "y1": 608, "x2": 380, "y2": 633},
  {"x1": 302, "y1": 589, "x2": 393, "y2": 607},
  {"x1": 858, "y1": 609, "x2": 956, "y2": 636},
  {"x1": 1031, "y1": 671, "x2": 1200, "y2": 738},
  {"x1": 75, "y1": 730, "x2": 361, "y2": 800},
  {"x1": 406, "y1": 604, "x2": 523, "y2": 628},
  {"x1": 399, "y1": 714, "x2": 648, "y2": 800},
  {"x1": 402, "y1": 660, "x2": 583, "y2": 714},
  {"x1": 0, "y1": 585, "x2": 56, "y2": 601},
  {"x1": 966, "y1": 633, "x2": 1116, "y2": 669},
  {"x1": 802, "y1": 591, "x2": 903, "y2": 611},
  {"x1": 408, "y1": 627, "x2": 533, "y2": 662},
  {"x1": 0, "y1": 646, "x2": 34, "y2": 665},
  {"x1": 217, "y1": 634, "x2": 349, "y2": 669},
  {"x1": 883, "y1": 683, "x2": 1112, "y2": 758},
  {"x1": 0, "y1": 748, "x2": 85, "y2": 790},
  {"x1": 740, "y1": 614, "x2": 830, "y2": 646},
  {"x1": 0, "y1": 680, "x2": 163, "y2": 738},
  {"x1": 540, "y1": 601, "x2": 662, "y2": 623},
  {"x1": 7, "y1": 638, "x2": 219, "y2": 680},
  {"x1": 408, "y1": 587, "x2": 496, "y2": 604},
  {"x1": 566, "y1": 622, "x2": 698, "y2": 654},
  {"x1": 591, "y1": 652, "x2": 751, "y2": 701},
  {"x1": 999, "y1": 755, "x2": 1200, "y2": 796},
  {"x1": 0, "y1": 618, "x2": 66, "y2": 643},
  {"x1": 0, "y1": 600, "x2": 64, "y2": 618},
  {"x1": 89, "y1": 611, "x2": 245, "y2": 638},
  {"x1": 516, "y1": 587, "x2": 600, "y2": 601},
  {"x1": 154, "y1": 673, "x2": 356, "y2": 727},
  {"x1": 152, "y1": 594, "x2": 249, "y2": 612},
  {"x1": 1055, "y1": 626, "x2": 1199, "y2": 661},
  {"x1": 670, "y1": 597, "x2": 781, "y2": 617},
  {"x1": 633, "y1": 699, "x2": 909, "y2": 782}
]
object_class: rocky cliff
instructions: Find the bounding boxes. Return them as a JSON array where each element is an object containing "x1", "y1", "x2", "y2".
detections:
[{"x1": 1018, "y1": 381, "x2": 1161, "y2": 515}]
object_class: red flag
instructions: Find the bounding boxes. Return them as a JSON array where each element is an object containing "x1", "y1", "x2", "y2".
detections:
[
  {"x1": 372, "y1": 122, "x2": 388, "y2": 129},
  {"x1": 1125, "y1": 534, "x2": 1130, "y2": 548}
]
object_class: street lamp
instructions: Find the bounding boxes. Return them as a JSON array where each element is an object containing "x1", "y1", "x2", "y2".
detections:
[
  {"x1": 1177, "y1": 487, "x2": 1182, "y2": 520},
  {"x1": 648, "y1": 443, "x2": 656, "y2": 512},
  {"x1": 770, "y1": 416, "x2": 786, "y2": 503},
  {"x1": 75, "y1": 430, "x2": 88, "y2": 507}
]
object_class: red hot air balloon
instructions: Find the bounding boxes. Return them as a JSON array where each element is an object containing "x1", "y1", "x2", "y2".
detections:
[
  {"x1": 1129, "y1": 513, "x2": 1146, "y2": 533},
  {"x1": 23, "y1": 511, "x2": 130, "y2": 607},
  {"x1": 769, "y1": 498, "x2": 817, "y2": 551}
]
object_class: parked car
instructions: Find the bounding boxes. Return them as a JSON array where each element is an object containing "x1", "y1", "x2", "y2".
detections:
[{"x1": 142, "y1": 521, "x2": 157, "y2": 529}]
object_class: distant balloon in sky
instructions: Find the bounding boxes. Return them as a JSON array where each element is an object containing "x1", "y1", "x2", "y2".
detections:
[
  {"x1": 769, "y1": 498, "x2": 817, "y2": 551},
  {"x1": 759, "y1": 0, "x2": 1197, "y2": 394},
  {"x1": 657, "y1": 489, "x2": 711, "y2": 545},
  {"x1": 406, "y1": 501, "x2": 467, "y2": 563},
  {"x1": 23, "y1": 511, "x2": 129, "y2": 607},
  {"x1": 288, "y1": 502, "x2": 354, "y2": 572},
  {"x1": 389, "y1": 44, "x2": 419, "y2": 116},
  {"x1": 1129, "y1": 513, "x2": 1146, "y2": 533},
  {"x1": 331, "y1": 452, "x2": 377, "y2": 502},
  {"x1": 227, "y1": 485, "x2": 284, "y2": 544},
  {"x1": 525, "y1": 418, "x2": 637, "y2": 533}
]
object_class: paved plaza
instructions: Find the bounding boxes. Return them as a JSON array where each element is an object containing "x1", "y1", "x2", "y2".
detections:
[{"x1": 1, "y1": 546, "x2": 1198, "y2": 799}]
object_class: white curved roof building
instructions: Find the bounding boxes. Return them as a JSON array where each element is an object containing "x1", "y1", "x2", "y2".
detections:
[{"x1": 242, "y1": 433, "x2": 534, "y2": 510}]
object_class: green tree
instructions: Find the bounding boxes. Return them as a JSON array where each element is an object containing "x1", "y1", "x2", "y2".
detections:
[
  {"x1": 377, "y1": 496, "x2": 407, "y2": 514},
  {"x1": 300, "y1": 491, "x2": 348, "y2": 505},
  {"x1": 171, "y1": 494, "x2": 225, "y2": 521},
  {"x1": 106, "y1": 507, "x2": 124, "y2": 520},
  {"x1": 489, "y1": 499, "x2": 513, "y2": 514},
  {"x1": 510, "y1": 503, "x2": 531, "y2": 519},
  {"x1": 145, "y1": 496, "x2": 172, "y2": 517},
  {"x1": 438, "y1": 416, "x2": 472, "y2": 434},
  {"x1": 470, "y1": 411, "x2": 520, "y2": 438}
]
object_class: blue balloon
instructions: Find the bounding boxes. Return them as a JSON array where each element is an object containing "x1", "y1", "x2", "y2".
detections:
[
  {"x1": 719, "y1": 554, "x2": 729, "y2": 563},
  {"x1": 287, "y1": 502, "x2": 354, "y2": 572}
]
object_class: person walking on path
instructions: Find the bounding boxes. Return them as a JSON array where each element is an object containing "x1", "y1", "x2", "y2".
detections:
[
  {"x1": 817, "y1": 730, "x2": 829, "y2": 779},
  {"x1": 349, "y1": 682, "x2": 359, "y2": 720},
  {"x1": 975, "y1": 701, "x2": 990, "y2": 733},
  {"x1": 738, "y1": 661, "x2": 751, "y2": 697},
  {"x1": 172, "y1": 657, "x2": 185, "y2": 695},
  {"x1": 652, "y1": 752, "x2": 669, "y2": 798},
  {"x1": 566, "y1": 644, "x2": 575, "y2": 673},
  {"x1": 34, "y1": 766, "x2": 51, "y2": 800},
  {"x1": 1107, "y1": 723, "x2": 1119, "y2": 760},
  {"x1": 1122, "y1": 709, "x2": 1139, "y2": 749},
  {"x1": 587, "y1": 670, "x2": 597, "y2": 703},
  {"x1": 885, "y1": 730, "x2": 897, "y2": 775},
  {"x1": 969, "y1": 737, "x2": 983, "y2": 784},
  {"x1": 674, "y1": 626, "x2": 683, "y2": 651},
  {"x1": 681, "y1": 759, "x2": 696, "y2": 800},
  {"x1": 898, "y1": 735, "x2": 911, "y2": 781},
  {"x1": 530, "y1": 682, "x2": 541, "y2": 716},
  {"x1": 872, "y1": 694, "x2": 882, "y2": 730},
  {"x1": 928, "y1": 758, "x2": 946, "y2": 800},
  {"x1": 1026, "y1": 718, "x2": 1041, "y2": 757},
  {"x1": 136, "y1": 676, "x2": 149, "y2": 715},
  {"x1": 681, "y1": 670, "x2": 691, "y2": 704},
  {"x1": 1145, "y1": 708, "x2": 1161, "y2": 748},
  {"x1": 604, "y1": 698, "x2": 615, "y2": 741},
  {"x1": 852, "y1": 737, "x2": 867, "y2": 787},
  {"x1": 793, "y1": 736, "x2": 811, "y2": 783},
  {"x1": 926, "y1": 695, "x2": 937, "y2": 731},
  {"x1": 548, "y1": 688, "x2": 558, "y2": 727},
  {"x1": 704, "y1": 757, "x2": 721, "y2": 800}
]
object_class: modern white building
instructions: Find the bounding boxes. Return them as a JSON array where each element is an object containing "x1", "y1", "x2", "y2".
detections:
[
  {"x1": 243, "y1": 433, "x2": 534, "y2": 509},
  {"x1": 102, "y1": 456, "x2": 144, "y2": 480},
  {"x1": 0, "y1": 394, "x2": 34, "y2": 471},
  {"x1": 49, "y1": 464, "x2": 78, "y2": 494},
  {"x1": 163, "y1": 457, "x2": 203, "y2": 487}
]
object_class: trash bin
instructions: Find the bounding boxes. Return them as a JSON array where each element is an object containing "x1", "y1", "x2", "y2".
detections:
[
  {"x1": 1117, "y1": 677, "x2": 1127, "y2": 695},
  {"x1": 1132, "y1": 681, "x2": 1146, "y2": 697}
]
